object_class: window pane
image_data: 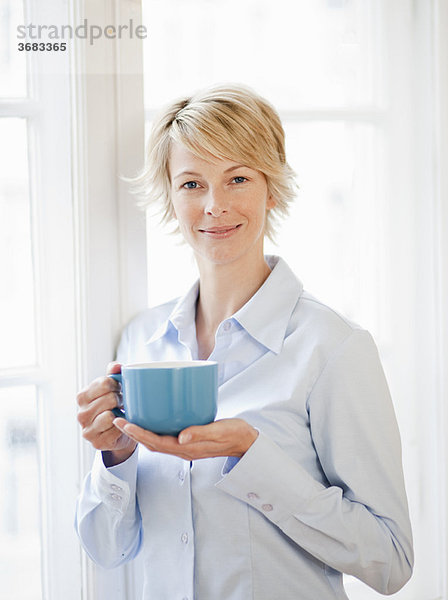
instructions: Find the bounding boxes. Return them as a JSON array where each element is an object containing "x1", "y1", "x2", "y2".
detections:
[
  {"x1": 0, "y1": 386, "x2": 42, "y2": 600},
  {"x1": 143, "y1": 0, "x2": 383, "y2": 110},
  {"x1": 0, "y1": 118, "x2": 36, "y2": 369},
  {"x1": 0, "y1": 0, "x2": 27, "y2": 97}
]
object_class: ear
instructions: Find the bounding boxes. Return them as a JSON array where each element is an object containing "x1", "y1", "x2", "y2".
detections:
[{"x1": 266, "y1": 194, "x2": 276, "y2": 211}]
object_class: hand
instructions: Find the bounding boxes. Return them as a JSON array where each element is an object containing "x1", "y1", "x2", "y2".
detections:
[
  {"x1": 113, "y1": 417, "x2": 259, "y2": 461},
  {"x1": 76, "y1": 362, "x2": 137, "y2": 465}
]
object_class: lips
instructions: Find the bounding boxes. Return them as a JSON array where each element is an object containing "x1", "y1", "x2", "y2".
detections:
[{"x1": 199, "y1": 224, "x2": 242, "y2": 234}]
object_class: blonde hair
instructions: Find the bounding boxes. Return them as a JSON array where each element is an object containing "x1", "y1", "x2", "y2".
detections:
[{"x1": 132, "y1": 84, "x2": 297, "y2": 241}]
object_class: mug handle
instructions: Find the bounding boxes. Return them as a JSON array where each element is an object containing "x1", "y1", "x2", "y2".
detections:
[{"x1": 108, "y1": 373, "x2": 126, "y2": 419}]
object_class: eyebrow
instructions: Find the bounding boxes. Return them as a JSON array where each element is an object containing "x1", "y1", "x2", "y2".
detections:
[{"x1": 172, "y1": 164, "x2": 248, "y2": 181}]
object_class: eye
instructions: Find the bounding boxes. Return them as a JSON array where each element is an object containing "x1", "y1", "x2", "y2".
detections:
[
  {"x1": 232, "y1": 176, "x2": 248, "y2": 184},
  {"x1": 182, "y1": 181, "x2": 200, "y2": 189}
]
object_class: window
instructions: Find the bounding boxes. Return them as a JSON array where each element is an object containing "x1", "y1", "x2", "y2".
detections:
[
  {"x1": 0, "y1": 3, "x2": 41, "y2": 597},
  {"x1": 1, "y1": 1, "x2": 83, "y2": 598},
  {"x1": 0, "y1": 386, "x2": 40, "y2": 599}
]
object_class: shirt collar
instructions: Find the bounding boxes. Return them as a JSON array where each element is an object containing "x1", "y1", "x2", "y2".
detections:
[
  {"x1": 145, "y1": 280, "x2": 199, "y2": 345},
  {"x1": 145, "y1": 256, "x2": 303, "y2": 355},
  {"x1": 232, "y1": 256, "x2": 303, "y2": 354}
]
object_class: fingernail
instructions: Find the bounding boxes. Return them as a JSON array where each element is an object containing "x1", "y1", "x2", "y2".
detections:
[{"x1": 178, "y1": 432, "x2": 191, "y2": 444}]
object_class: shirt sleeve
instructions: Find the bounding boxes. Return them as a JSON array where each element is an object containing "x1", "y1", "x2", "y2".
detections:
[
  {"x1": 215, "y1": 328, "x2": 414, "y2": 595},
  {"x1": 75, "y1": 447, "x2": 142, "y2": 569}
]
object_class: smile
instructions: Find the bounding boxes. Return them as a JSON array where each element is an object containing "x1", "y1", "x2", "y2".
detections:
[{"x1": 198, "y1": 224, "x2": 242, "y2": 238}]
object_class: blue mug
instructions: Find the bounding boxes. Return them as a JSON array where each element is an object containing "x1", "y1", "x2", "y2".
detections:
[{"x1": 109, "y1": 361, "x2": 218, "y2": 436}]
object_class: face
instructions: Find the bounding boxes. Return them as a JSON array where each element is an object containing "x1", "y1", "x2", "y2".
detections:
[{"x1": 169, "y1": 141, "x2": 275, "y2": 268}]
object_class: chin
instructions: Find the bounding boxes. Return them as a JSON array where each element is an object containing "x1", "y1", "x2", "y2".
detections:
[
  {"x1": 188, "y1": 227, "x2": 266, "y2": 267},
  {"x1": 200, "y1": 251, "x2": 241, "y2": 266},
  {"x1": 197, "y1": 243, "x2": 264, "y2": 268}
]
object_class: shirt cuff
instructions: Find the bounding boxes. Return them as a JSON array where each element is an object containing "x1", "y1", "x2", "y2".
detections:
[
  {"x1": 90, "y1": 447, "x2": 139, "y2": 515},
  {"x1": 215, "y1": 431, "x2": 326, "y2": 525}
]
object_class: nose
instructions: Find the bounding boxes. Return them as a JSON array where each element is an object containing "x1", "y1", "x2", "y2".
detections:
[{"x1": 204, "y1": 187, "x2": 228, "y2": 217}]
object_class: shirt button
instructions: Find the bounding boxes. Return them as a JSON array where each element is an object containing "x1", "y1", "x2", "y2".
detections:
[
  {"x1": 178, "y1": 470, "x2": 185, "y2": 484},
  {"x1": 181, "y1": 532, "x2": 189, "y2": 544},
  {"x1": 223, "y1": 321, "x2": 231, "y2": 332},
  {"x1": 111, "y1": 484, "x2": 122, "y2": 492},
  {"x1": 262, "y1": 503, "x2": 273, "y2": 512},
  {"x1": 109, "y1": 493, "x2": 122, "y2": 501},
  {"x1": 247, "y1": 492, "x2": 259, "y2": 500}
]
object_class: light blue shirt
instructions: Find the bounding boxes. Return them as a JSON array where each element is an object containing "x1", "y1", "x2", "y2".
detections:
[{"x1": 75, "y1": 255, "x2": 413, "y2": 599}]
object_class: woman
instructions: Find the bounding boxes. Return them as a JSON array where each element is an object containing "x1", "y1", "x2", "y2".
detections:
[{"x1": 75, "y1": 85, "x2": 413, "y2": 599}]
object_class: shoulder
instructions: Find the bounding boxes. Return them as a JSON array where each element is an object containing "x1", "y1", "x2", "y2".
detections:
[
  {"x1": 290, "y1": 288, "x2": 374, "y2": 357},
  {"x1": 289, "y1": 293, "x2": 383, "y2": 400},
  {"x1": 299, "y1": 290, "x2": 361, "y2": 333},
  {"x1": 267, "y1": 256, "x2": 373, "y2": 355}
]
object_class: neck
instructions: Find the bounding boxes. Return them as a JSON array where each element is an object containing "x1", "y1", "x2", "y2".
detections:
[{"x1": 195, "y1": 253, "x2": 272, "y2": 336}]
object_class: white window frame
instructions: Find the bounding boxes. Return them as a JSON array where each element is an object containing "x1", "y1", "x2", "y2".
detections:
[
  {"x1": 70, "y1": 0, "x2": 146, "y2": 598},
  {"x1": 434, "y1": 0, "x2": 448, "y2": 597}
]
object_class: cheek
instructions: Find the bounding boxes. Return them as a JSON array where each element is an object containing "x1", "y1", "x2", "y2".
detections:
[
  {"x1": 171, "y1": 200, "x2": 197, "y2": 228},
  {"x1": 171, "y1": 197, "x2": 184, "y2": 220}
]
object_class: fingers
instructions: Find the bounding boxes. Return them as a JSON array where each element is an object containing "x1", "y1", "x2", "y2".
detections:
[
  {"x1": 81, "y1": 410, "x2": 120, "y2": 450},
  {"x1": 112, "y1": 418, "x2": 258, "y2": 460},
  {"x1": 76, "y1": 375, "x2": 121, "y2": 408},
  {"x1": 76, "y1": 368, "x2": 122, "y2": 436},
  {"x1": 107, "y1": 361, "x2": 122, "y2": 375},
  {"x1": 75, "y1": 364, "x2": 137, "y2": 453},
  {"x1": 77, "y1": 391, "x2": 121, "y2": 428},
  {"x1": 114, "y1": 420, "x2": 167, "y2": 449},
  {"x1": 113, "y1": 419, "x2": 244, "y2": 460},
  {"x1": 114, "y1": 420, "x2": 195, "y2": 459},
  {"x1": 178, "y1": 421, "x2": 223, "y2": 445}
]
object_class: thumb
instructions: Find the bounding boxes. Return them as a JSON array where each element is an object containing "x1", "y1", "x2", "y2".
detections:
[
  {"x1": 107, "y1": 361, "x2": 122, "y2": 375},
  {"x1": 178, "y1": 422, "x2": 219, "y2": 445}
]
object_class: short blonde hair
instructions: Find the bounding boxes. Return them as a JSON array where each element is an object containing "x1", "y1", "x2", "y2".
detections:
[{"x1": 132, "y1": 84, "x2": 297, "y2": 241}]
